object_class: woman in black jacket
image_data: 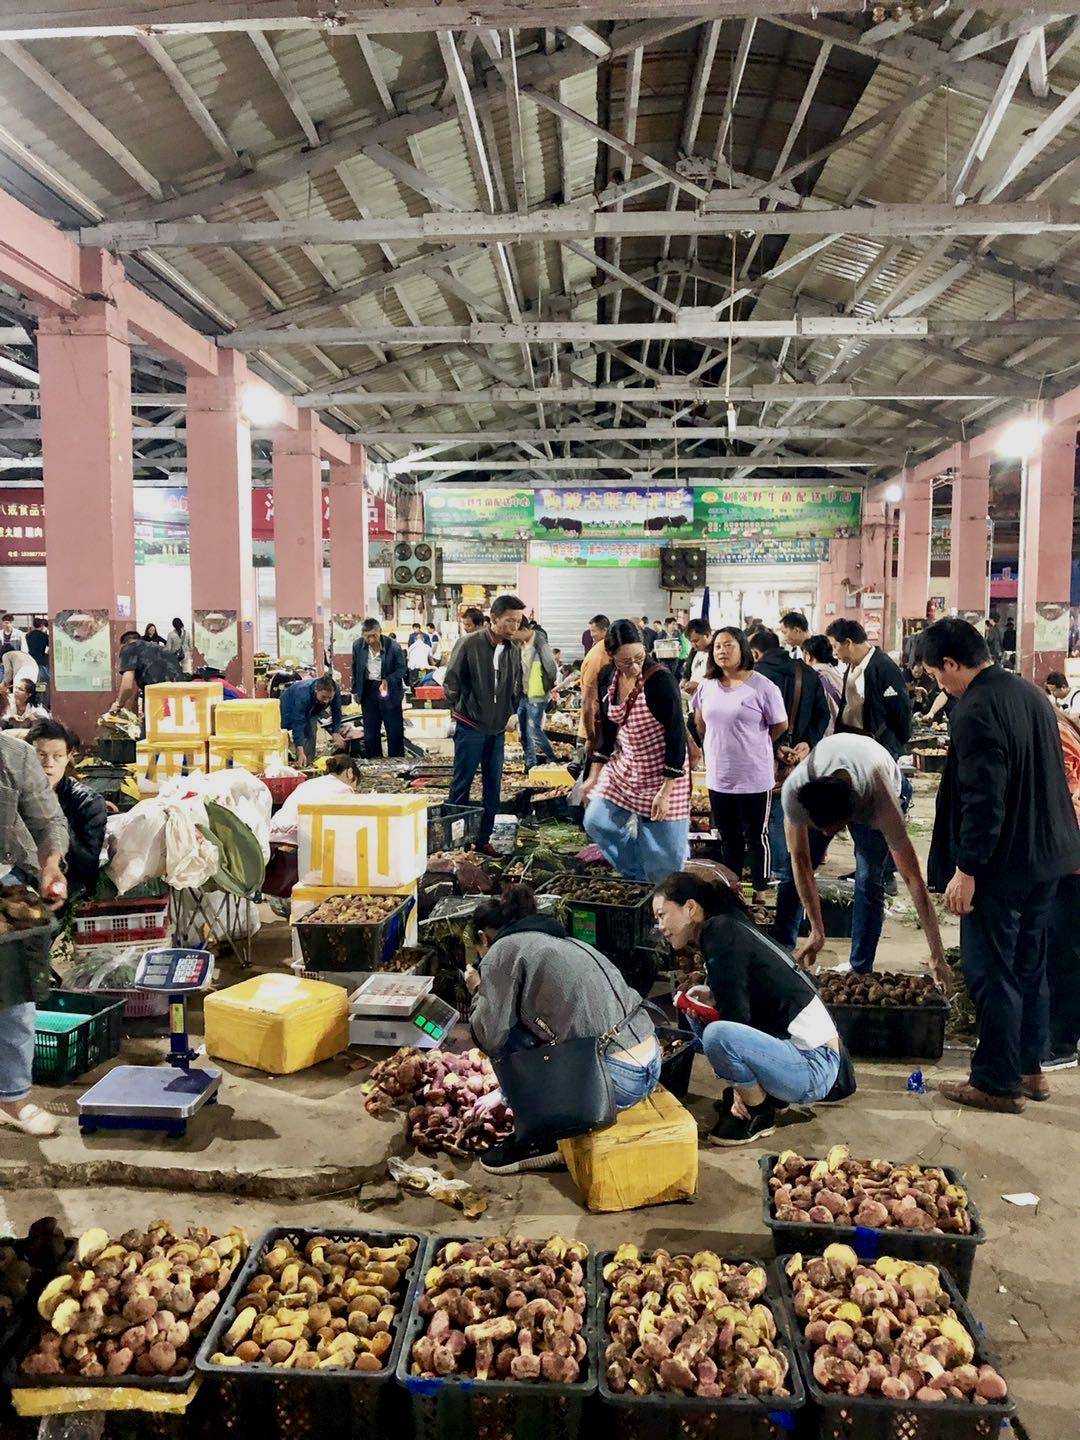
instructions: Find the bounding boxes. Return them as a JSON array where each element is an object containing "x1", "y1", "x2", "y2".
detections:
[
  {"x1": 27, "y1": 720, "x2": 107, "y2": 900},
  {"x1": 580, "y1": 619, "x2": 691, "y2": 882},
  {"x1": 653, "y1": 869, "x2": 852, "y2": 1146}
]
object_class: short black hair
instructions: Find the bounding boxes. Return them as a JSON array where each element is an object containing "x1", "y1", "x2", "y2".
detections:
[
  {"x1": 920, "y1": 617, "x2": 990, "y2": 670},
  {"x1": 797, "y1": 775, "x2": 857, "y2": 831},
  {"x1": 362, "y1": 617, "x2": 381, "y2": 632},
  {"x1": 706, "y1": 626, "x2": 754, "y2": 677},
  {"x1": 462, "y1": 607, "x2": 485, "y2": 626},
  {"x1": 590, "y1": 614, "x2": 610, "y2": 630},
  {"x1": 120, "y1": 630, "x2": 141, "y2": 644},
  {"x1": 684, "y1": 618, "x2": 711, "y2": 639},
  {"x1": 32, "y1": 617, "x2": 47, "y2": 629},
  {"x1": 314, "y1": 675, "x2": 336, "y2": 693},
  {"x1": 803, "y1": 635, "x2": 837, "y2": 666},
  {"x1": 27, "y1": 717, "x2": 80, "y2": 751},
  {"x1": 411, "y1": 622, "x2": 422, "y2": 629},
  {"x1": 490, "y1": 594, "x2": 526, "y2": 619},
  {"x1": 1045, "y1": 671, "x2": 1069, "y2": 689},
  {"x1": 826, "y1": 618, "x2": 868, "y2": 645},
  {"x1": 604, "y1": 618, "x2": 643, "y2": 655},
  {"x1": 781, "y1": 611, "x2": 809, "y2": 632},
  {"x1": 750, "y1": 628, "x2": 780, "y2": 654},
  {"x1": 0, "y1": 614, "x2": 12, "y2": 623}
]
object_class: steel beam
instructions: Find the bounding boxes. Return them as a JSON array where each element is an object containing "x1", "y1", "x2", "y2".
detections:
[{"x1": 294, "y1": 382, "x2": 1042, "y2": 406}]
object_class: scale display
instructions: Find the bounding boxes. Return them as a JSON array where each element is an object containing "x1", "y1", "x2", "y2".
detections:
[
  {"x1": 410, "y1": 995, "x2": 457, "y2": 1042},
  {"x1": 135, "y1": 948, "x2": 214, "y2": 991}
]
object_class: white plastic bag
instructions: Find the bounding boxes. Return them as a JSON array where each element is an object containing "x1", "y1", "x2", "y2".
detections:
[
  {"x1": 166, "y1": 769, "x2": 272, "y2": 861},
  {"x1": 163, "y1": 803, "x2": 220, "y2": 890},
  {"x1": 106, "y1": 802, "x2": 168, "y2": 894}
]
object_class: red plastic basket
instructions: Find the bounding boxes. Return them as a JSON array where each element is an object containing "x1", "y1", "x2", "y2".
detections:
[
  {"x1": 72, "y1": 898, "x2": 170, "y2": 946},
  {"x1": 261, "y1": 774, "x2": 306, "y2": 807}
]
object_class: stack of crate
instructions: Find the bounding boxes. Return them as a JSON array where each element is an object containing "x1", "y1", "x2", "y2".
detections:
[
  {"x1": 209, "y1": 699, "x2": 289, "y2": 774},
  {"x1": 135, "y1": 682, "x2": 223, "y2": 791}
]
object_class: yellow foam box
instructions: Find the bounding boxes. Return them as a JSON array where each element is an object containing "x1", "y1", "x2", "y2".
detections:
[
  {"x1": 135, "y1": 739, "x2": 208, "y2": 791},
  {"x1": 527, "y1": 764, "x2": 574, "y2": 786},
  {"x1": 288, "y1": 882, "x2": 419, "y2": 945},
  {"x1": 208, "y1": 733, "x2": 289, "y2": 774},
  {"x1": 204, "y1": 974, "x2": 348, "y2": 1074},
  {"x1": 297, "y1": 794, "x2": 428, "y2": 890},
  {"x1": 146, "y1": 681, "x2": 223, "y2": 742},
  {"x1": 691, "y1": 770, "x2": 709, "y2": 796},
  {"x1": 558, "y1": 1085, "x2": 698, "y2": 1213},
  {"x1": 403, "y1": 708, "x2": 453, "y2": 740},
  {"x1": 214, "y1": 698, "x2": 286, "y2": 740}
]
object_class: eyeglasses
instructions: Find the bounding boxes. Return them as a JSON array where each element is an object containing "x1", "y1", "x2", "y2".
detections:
[{"x1": 614, "y1": 655, "x2": 645, "y2": 673}]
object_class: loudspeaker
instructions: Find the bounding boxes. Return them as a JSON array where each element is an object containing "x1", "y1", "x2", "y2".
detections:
[
  {"x1": 660, "y1": 545, "x2": 706, "y2": 591},
  {"x1": 391, "y1": 540, "x2": 436, "y2": 590}
]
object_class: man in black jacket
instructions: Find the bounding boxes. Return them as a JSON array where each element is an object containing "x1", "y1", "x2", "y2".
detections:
[
  {"x1": 924, "y1": 618, "x2": 1080, "y2": 1113},
  {"x1": 826, "y1": 618, "x2": 912, "y2": 758},
  {"x1": 444, "y1": 594, "x2": 526, "y2": 852},
  {"x1": 351, "y1": 618, "x2": 406, "y2": 758}
]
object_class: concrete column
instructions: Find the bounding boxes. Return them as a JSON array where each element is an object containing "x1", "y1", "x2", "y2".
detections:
[
  {"x1": 516, "y1": 563, "x2": 540, "y2": 619},
  {"x1": 821, "y1": 536, "x2": 859, "y2": 623},
  {"x1": 896, "y1": 465, "x2": 932, "y2": 625},
  {"x1": 949, "y1": 443, "x2": 991, "y2": 615},
  {"x1": 37, "y1": 251, "x2": 134, "y2": 736},
  {"x1": 272, "y1": 412, "x2": 325, "y2": 669},
  {"x1": 186, "y1": 348, "x2": 255, "y2": 692},
  {"x1": 1019, "y1": 420, "x2": 1076, "y2": 679},
  {"x1": 327, "y1": 449, "x2": 368, "y2": 688},
  {"x1": 858, "y1": 499, "x2": 889, "y2": 646}
]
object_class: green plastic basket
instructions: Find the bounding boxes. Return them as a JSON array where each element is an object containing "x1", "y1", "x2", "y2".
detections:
[{"x1": 32, "y1": 992, "x2": 124, "y2": 1085}]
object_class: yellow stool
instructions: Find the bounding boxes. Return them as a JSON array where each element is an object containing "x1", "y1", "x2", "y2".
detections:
[
  {"x1": 204, "y1": 974, "x2": 348, "y2": 1074},
  {"x1": 558, "y1": 1085, "x2": 698, "y2": 1212}
]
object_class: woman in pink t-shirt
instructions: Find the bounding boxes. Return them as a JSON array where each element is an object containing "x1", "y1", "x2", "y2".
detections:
[{"x1": 694, "y1": 627, "x2": 788, "y2": 902}]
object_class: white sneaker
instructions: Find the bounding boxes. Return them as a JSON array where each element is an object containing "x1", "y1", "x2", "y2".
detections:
[
  {"x1": 831, "y1": 961, "x2": 853, "y2": 975},
  {"x1": 0, "y1": 1102, "x2": 59, "y2": 1137}
]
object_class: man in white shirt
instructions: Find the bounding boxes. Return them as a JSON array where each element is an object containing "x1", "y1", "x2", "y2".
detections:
[
  {"x1": 406, "y1": 625, "x2": 433, "y2": 685},
  {"x1": 1045, "y1": 672, "x2": 1080, "y2": 715},
  {"x1": 779, "y1": 610, "x2": 810, "y2": 658},
  {"x1": 826, "y1": 618, "x2": 912, "y2": 759},
  {"x1": 681, "y1": 618, "x2": 714, "y2": 697},
  {"x1": 0, "y1": 615, "x2": 25, "y2": 654}
]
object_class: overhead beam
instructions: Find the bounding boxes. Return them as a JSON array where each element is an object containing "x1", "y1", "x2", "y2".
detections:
[
  {"x1": 403, "y1": 456, "x2": 882, "y2": 471},
  {"x1": 295, "y1": 382, "x2": 1043, "y2": 406},
  {"x1": 348, "y1": 425, "x2": 943, "y2": 444}
]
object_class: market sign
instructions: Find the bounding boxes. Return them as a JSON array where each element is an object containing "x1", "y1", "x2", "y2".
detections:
[
  {"x1": 368, "y1": 494, "x2": 395, "y2": 542},
  {"x1": 529, "y1": 539, "x2": 660, "y2": 568},
  {"x1": 706, "y1": 537, "x2": 829, "y2": 564},
  {"x1": 0, "y1": 487, "x2": 46, "y2": 565},
  {"x1": 425, "y1": 487, "x2": 533, "y2": 537},
  {"x1": 693, "y1": 486, "x2": 862, "y2": 538},
  {"x1": 532, "y1": 486, "x2": 695, "y2": 539},
  {"x1": 134, "y1": 486, "x2": 189, "y2": 565},
  {"x1": 440, "y1": 540, "x2": 527, "y2": 564},
  {"x1": 252, "y1": 486, "x2": 331, "y2": 541}
]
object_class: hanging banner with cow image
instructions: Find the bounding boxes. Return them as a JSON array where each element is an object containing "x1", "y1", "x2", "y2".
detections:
[{"x1": 532, "y1": 486, "x2": 696, "y2": 539}]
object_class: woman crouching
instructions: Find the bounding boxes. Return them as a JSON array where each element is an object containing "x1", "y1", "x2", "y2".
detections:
[{"x1": 653, "y1": 870, "x2": 854, "y2": 1146}]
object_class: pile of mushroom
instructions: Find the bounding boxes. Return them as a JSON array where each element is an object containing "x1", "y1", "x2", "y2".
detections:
[
  {"x1": 770, "y1": 1146, "x2": 974, "y2": 1234},
  {"x1": 603, "y1": 1246, "x2": 790, "y2": 1399},
  {"x1": 408, "y1": 1235, "x2": 588, "y2": 1384},
  {"x1": 785, "y1": 1248, "x2": 1008, "y2": 1404},
  {"x1": 363, "y1": 1047, "x2": 514, "y2": 1157},
  {"x1": 22, "y1": 1222, "x2": 247, "y2": 1378}
]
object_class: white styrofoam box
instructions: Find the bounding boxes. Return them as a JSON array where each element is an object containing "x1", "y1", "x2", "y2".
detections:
[
  {"x1": 297, "y1": 795, "x2": 428, "y2": 890},
  {"x1": 404, "y1": 708, "x2": 453, "y2": 741}
]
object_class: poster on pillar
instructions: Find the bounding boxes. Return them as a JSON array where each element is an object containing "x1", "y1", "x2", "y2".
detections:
[
  {"x1": 1035, "y1": 602, "x2": 1070, "y2": 656},
  {"x1": 332, "y1": 614, "x2": 366, "y2": 660},
  {"x1": 52, "y1": 610, "x2": 112, "y2": 693},
  {"x1": 278, "y1": 617, "x2": 315, "y2": 666},
  {"x1": 194, "y1": 610, "x2": 238, "y2": 675}
]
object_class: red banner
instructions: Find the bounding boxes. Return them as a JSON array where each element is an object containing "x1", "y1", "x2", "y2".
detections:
[
  {"x1": 252, "y1": 487, "x2": 330, "y2": 541},
  {"x1": 0, "y1": 488, "x2": 46, "y2": 565},
  {"x1": 368, "y1": 494, "x2": 395, "y2": 542}
]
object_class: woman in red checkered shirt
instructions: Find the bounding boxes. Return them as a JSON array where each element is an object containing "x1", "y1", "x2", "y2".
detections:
[{"x1": 579, "y1": 619, "x2": 692, "y2": 883}]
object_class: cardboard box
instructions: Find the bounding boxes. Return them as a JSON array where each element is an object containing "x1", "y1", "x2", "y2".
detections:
[
  {"x1": 214, "y1": 698, "x2": 285, "y2": 740},
  {"x1": 208, "y1": 733, "x2": 289, "y2": 774},
  {"x1": 297, "y1": 794, "x2": 428, "y2": 890},
  {"x1": 203, "y1": 974, "x2": 348, "y2": 1074},
  {"x1": 558, "y1": 1085, "x2": 698, "y2": 1212},
  {"x1": 145, "y1": 682, "x2": 223, "y2": 742},
  {"x1": 135, "y1": 739, "x2": 208, "y2": 792}
]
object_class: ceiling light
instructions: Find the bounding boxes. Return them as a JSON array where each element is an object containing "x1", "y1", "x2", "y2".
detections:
[
  {"x1": 997, "y1": 415, "x2": 1045, "y2": 460},
  {"x1": 884, "y1": 482, "x2": 903, "y2": 503},
  {"x1": 240, "y1": 382, "x2": 285, "y2": 427}
]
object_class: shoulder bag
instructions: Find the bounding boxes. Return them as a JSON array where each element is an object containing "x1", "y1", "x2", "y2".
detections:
[{"x1": 773, "y1": 659, "x2": 805, "y2": 790}]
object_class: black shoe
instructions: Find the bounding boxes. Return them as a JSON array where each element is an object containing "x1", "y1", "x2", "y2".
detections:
[
  {"x1": 884, "y1": 875, "x2": 898, "y2": 897},
  {"x1": 706, "y1": 1101, "x2": 777, "y2": 1147},
  {"x1": 480, "y1": 1136, "x2": 566, "y2": 1175},
  {"x1": 1041, "y1": 1047, "x2": 1079, "y2": 1072}
]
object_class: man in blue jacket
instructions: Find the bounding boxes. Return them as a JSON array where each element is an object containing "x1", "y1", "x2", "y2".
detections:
[
  {"x1": 279, "y1": 675, "x2": 346, "y2": 767},
  {"x1": 352, "y1": 618, "x2": 406, "y2": 758}
]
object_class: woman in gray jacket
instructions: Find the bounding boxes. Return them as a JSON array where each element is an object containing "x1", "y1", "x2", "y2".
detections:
[{"x1": 466, "y1": 884, "x2": 660, "y2": 1175}]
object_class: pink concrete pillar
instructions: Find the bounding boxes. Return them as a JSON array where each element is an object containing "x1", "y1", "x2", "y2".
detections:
[
  {"x1": 328, "y1": 448, "x2": 368, "y2": 687},
  {"x1": 186, "y1": 348, "x2": 255, "y2": 693},
  {"x1": 1019, "y1": 420, "x2": 1076, "y2": 679},
  {"x1": 273, "y1": 412, "x2": 325, "y2": 669},
  {"x1": 896, "y1": 466, "x2": 932, "y2": 625},
  {"x1": 516, "y1": 563, "x2": 540, "y2": 620},
  {"x1": 858, "y1": 499, "x2": 889, "y2": 646},
  {"x1": 821, "y1": 536, "x2": 858, "y2": 622},
  {"x1": 949, "y1": 443, "x2": 991, "y2": 615},
  {"x1": 37, "y1": 251, "x2": 134, "y2": 736}
]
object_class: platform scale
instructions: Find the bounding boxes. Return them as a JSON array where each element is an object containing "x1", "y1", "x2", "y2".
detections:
[
  {"x1": 347, "y1": 972, "x2": 460, "y2": 1050},
  {"x1": 77, "y1": 948, "x2": 222, "y2": 1137}
]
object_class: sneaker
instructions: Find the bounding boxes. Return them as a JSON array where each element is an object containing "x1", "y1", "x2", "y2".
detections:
[
  {"x1": 0, "y1": 1102, "x2": 58, "y2": 1137},
  {"x1": 884, "y1": 875, "x2": 898, "y2": 897},
  {"x1": 831, "y1": 961, "x2": 853, "y2": 976},
  {"x1": 706, "y1": 1101, "x2": 777, "y2": 1147},
  {"x1": 1042, "y1": 1048, "x2": 1078, "y2": 1072},
  {"x1": 480, "y1": 1136, "x2": 566, "y2": 1175}
]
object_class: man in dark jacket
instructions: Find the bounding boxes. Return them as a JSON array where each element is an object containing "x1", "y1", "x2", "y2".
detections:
[
  {"x1": 444, "y1": 594, "x2": 526, "y2": 852},
  {"x1": 279, "y1": 675, "x2": 346, "y2": 767},
  {"x1": 924, "y1": 618, "x2": 1080, "y2": 1113},
  {"x1": 351, "y1": 618, "x2": 406, "y2": 759},
  {"x1": 826, "y1": 618, "x2": 912, "y2": 758}
]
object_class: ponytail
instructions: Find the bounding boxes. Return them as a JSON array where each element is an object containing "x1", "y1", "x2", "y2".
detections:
[{"x1": 471, "y1": 883, "x2": 537, "y2": 939}]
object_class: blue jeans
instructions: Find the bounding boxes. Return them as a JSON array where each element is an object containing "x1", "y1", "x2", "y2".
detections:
[
  {"x1": 767, "y1": 799, "x2": 787, "y2": 885},
  {"x1": 450, "y1": 725, "x2": 505, "y2": 847},
  {"x1": 518, "y1": 697, "x2": 556, "y2": 771},
  {"x1": 696, "y1": 1018, "x2": 840, "y2": 1104},
  {"x1": 605, "y1": 1041, "x2": 662, "y2": 1110},
  {"x1": 774, "y1": 776, "x2": 911, "y2": 974},
  {"x1": 0, "y1": 1002, "x2": 36, "y2": 1103},
  {"x1": 584, "y1": 797, "x2": 689, "y2": 884}
]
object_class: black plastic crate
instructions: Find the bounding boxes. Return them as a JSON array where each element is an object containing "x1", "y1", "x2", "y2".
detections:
[
  {"x1": 397, "y1": 1233, "x2": 596, "y2": 1440},
  {"x1": 656, "y1": 1025, "x2": 697, "y2": 1101},
  {"x1": 759, "y1": 1156, "x2": 986, "y2": 1298},
  {"x1": 826, "y1": 997, "x2": 948, "y2": 1062},
  {"x1": 296, "y1": 895, "x2": 414, "y2": 972},
  {"x1": 0, "y1": 1227, "x2": 72, "y2": 1372},
  {"x1": 539, "y1": 877, "x2": 654, "y2": 952},
  {"x1": 529, "y1": 792, "x2": 573, "y2": 822},
  {"x1": 596, "y1": 1250, "x2": 805, "y2": 1440},
  {"x1": 774, "y1": 1255, "x2": 1015, "y2": 1440},
  {"x1": 96, "y1": 735, "x2": 137, "y2": 765},
  {"x1": 32, "y1": 991, "x2": 124, "y2": 1085},
  {"x1": 428, "y1": 803, "x2": 484, "y2": 853},
  {"x1": 610, "y1": 944, "x2": 659, "y2": 999}
]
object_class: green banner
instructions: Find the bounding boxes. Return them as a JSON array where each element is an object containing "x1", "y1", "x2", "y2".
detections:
[
  {"x1": 693, "y1": 485, "x2": 862, "y2": 538},
  {"x1": 425, "y1": 487, "x2": 533, "y2": 537},
  {"x1": 532, "y1": 486, "x2": 695, "y2": 539},
  {"x1": 529, "y1": 539, "x2": 659, "y2": 568}
]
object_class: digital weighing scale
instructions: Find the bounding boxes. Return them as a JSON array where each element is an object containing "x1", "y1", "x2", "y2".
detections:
[
  {"x1": 77, "y1": 948, "x2": 222, "y2": 1138},
  {"x1": 347, "y1": 973, "x2": 460, "y2": 1050}
]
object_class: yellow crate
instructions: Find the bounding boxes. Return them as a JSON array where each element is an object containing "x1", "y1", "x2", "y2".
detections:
[
  {"x1": 208, "y1": 733, "x2": 289, "y2": 774},
  {"x1": 297, "y1": 794, "x2": 428, "y2": 890},
  {"x1": 288, "y1": 882, "x2": 419, "y2": 946},
  {"x1": 214, "y1": 698, "x2": 285, "y2": 740},
  {"x1": 558, "y1": 1085, "x2": 698, "y2": 1213},
  {"x1": 204, "y1": 974, "x2": 348, "y2": 1074},
  {"x1": 145, "y1": 681, "x2": 223, "y2": 742},
  {"x1": 527, "y1": 764, "x2": 574, "y2": 786},
  {"x1": 135, "y1": 739, "x2": 208, "y2": 792}
]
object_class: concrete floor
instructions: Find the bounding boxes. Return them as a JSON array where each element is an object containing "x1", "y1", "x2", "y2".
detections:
[{"x1": 0, "y1": 771, "x2": 1071, "y2": 1438}]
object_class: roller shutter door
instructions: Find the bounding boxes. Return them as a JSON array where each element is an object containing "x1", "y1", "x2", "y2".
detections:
[{"x1": 537, "y1": 567, "x2": 667, "y2": 656}]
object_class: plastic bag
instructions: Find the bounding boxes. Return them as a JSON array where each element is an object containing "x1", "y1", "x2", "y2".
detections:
[
  {"x1": 105, "y1": 803, "x2": 168, "y2": 894},
  {"x1": 387, "y1": 1157, "x2": 487, "y2": 1218},
  {"x1": 164, "y1": 769, "x2": 272, "y2": 861},
  {"x1": 163, "y1": 803, "x2": 220, "y2": 890}
]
